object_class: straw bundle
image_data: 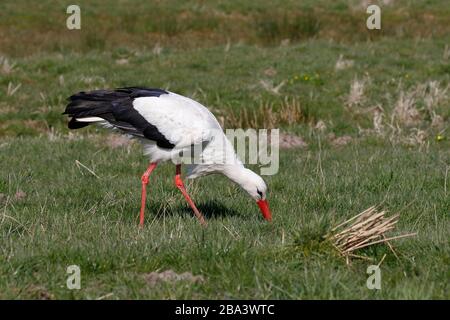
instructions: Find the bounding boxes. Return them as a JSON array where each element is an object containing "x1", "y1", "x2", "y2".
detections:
[{"x1": 326, "y1": 206, "x2": 416, "y2": 261}]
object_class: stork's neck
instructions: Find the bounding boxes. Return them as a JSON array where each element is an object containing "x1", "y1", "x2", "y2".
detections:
[
  {"x1": 221, "y1": 164, "x2": 266, "y2": 202},
  {"x1": 222, "y1": 164, "x2": 250, "y2": 187}
]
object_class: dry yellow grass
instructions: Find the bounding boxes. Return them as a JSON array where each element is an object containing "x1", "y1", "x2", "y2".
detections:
[{"x1": 217, "y1": 97, "x2": 306, "y2": 129}]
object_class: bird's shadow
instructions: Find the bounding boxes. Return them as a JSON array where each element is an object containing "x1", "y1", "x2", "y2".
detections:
[{"x1": 151, "y1": 200, "x2": 241, "y2": 220}]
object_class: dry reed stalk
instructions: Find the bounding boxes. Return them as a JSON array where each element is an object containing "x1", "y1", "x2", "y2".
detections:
[{"x1": 326, "y1": 206, "x2": 416, "y2": 261}]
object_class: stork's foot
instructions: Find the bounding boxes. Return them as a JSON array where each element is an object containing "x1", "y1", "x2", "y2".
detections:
[
  {"x1": 175, "y1": 165, "x2": 207, "y2": 226},
  {"x1": 139, "y1": 162, "x2": 158, "y2": 227}
]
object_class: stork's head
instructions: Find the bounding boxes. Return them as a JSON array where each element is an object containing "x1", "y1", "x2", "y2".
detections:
[{"x1": 225, "y1": 167, "x2": 272, "y2": 221}]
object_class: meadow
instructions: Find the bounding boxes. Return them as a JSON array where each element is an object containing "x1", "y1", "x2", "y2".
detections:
[{"x1": 0, "y1": 0, "x2": 449, "y2": 299}]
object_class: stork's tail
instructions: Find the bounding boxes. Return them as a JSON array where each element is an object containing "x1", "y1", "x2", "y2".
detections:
[{"x1": 63, "y1": 89, "x2": 121, "y2": 129}]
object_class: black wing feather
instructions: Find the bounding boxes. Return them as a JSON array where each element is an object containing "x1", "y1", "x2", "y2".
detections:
[{"x1": 63, "y1": 87, "x2": 175, "y2": 149}]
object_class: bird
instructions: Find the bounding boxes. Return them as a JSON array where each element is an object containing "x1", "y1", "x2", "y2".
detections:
[{"x1": 63, "y1": 87, "x2": 271, "y2": 226}]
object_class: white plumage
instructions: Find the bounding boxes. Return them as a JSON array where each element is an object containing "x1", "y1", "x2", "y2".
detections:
[{"x1": 135, "y1": 92, "x2": 244, "y2": 179}]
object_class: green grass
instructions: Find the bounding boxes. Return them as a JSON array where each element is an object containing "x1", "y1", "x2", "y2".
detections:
[
  {"x1": 0, "y1": 0, "x2": 449, "y2": 299},
  {"x1": 0, "y1": 138, "x2": 448, "y2": 299},
  {"x1": 1, "y1": 38, "x2": 449, "y2": 136},
  {"x1": 1, "y1": 0, "x2": 450, "y2": 56}
]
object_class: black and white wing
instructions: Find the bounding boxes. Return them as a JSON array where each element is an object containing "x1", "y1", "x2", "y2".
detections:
[{"x1": 64, "y1": 87, "x2": 221, "y2": 149}]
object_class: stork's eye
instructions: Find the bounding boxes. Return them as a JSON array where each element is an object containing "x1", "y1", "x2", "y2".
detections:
[{"x1": 257, "y1": 189, "x2": 263, "y2": 198}]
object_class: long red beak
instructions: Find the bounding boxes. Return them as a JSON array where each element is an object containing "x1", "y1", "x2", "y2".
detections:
[{"x1": 257, "y1": 199, "x2": 272, "y2": 222}]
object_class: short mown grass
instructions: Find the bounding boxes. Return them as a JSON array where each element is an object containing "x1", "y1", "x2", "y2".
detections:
[{"x1": 0, "y1": 0, "x2": 449, "y2": 299}]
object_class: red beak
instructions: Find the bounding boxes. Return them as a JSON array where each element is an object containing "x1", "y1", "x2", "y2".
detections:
[{"x1": 257, "y1": 199, "x2": 272, "y2": 222}]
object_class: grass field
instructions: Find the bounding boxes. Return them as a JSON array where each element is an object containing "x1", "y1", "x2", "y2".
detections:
[{"x1": 0, "y1": 0, "x2": 449, "y2": 299}]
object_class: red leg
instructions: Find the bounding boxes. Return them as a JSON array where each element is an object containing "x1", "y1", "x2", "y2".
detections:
[
  {"x1": 139, "y1": 162, "x2": 158, "y2": 227},
  {"x1": 174, "y1": 165, "x2": 207, "y2": 226}
]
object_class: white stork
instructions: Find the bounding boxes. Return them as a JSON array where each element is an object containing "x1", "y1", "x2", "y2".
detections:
[{"x1": 63, "y1": 87, "x2": 271, "y2": 226}]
